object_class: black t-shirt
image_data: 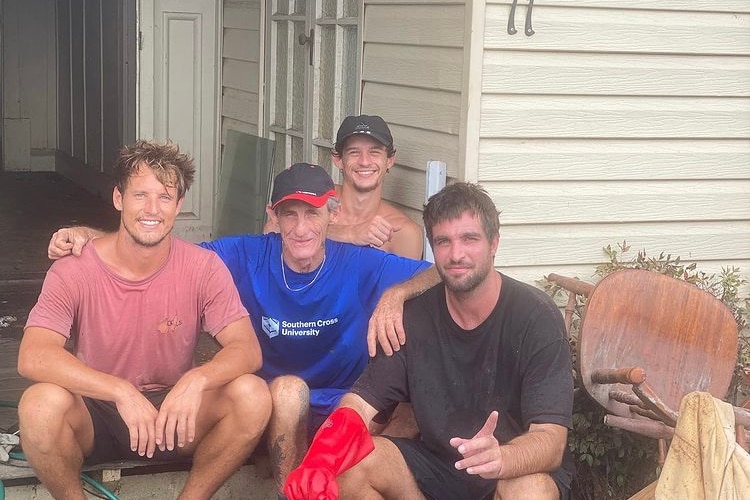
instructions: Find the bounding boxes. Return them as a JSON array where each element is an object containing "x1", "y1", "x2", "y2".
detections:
[{"x1": 353, "y1": 273, "x2": 574, "y2": 472}]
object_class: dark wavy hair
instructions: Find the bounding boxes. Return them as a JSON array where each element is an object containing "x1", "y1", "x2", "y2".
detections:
[
  {"x1": 423, "y1": 182, "x2": 500, "y2": 245},
  {"x1": 113, "y1": 140, "x2": 195, "y2": 199}
]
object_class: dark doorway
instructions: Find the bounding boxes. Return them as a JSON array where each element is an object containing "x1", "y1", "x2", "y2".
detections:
[{"x1": 0, "y1": 172, "x2": 119, "y2": 339}]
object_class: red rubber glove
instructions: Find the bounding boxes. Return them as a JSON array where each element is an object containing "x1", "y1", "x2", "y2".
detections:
[{"x1": 284, "y1": 407, "x2": 375, "y2": 500}]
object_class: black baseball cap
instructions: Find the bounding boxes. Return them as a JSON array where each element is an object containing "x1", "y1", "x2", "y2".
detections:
[
  {"x1": 335, "y1": 115, "x2": 394, "y2": 151},
  {"x1": 270, "y1": 163, "x2": 336, "y2": 209}
]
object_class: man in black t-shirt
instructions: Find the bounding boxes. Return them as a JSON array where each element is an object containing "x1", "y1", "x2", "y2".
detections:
[{"x1": 284, "y1": 183, "x2": 574, "y2": 500}]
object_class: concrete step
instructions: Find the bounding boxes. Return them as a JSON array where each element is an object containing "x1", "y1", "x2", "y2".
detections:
[{"x1": 1, "y1": 455, "x2": 276, "y2": 500}]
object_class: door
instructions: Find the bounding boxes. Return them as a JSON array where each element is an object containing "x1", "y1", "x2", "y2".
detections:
[
  {"x1": 138, "y1": 0, "x2": 220, "y2": 241},
  {"x1": 266, "y1": 0, "x2": 360, "y2": 176}
]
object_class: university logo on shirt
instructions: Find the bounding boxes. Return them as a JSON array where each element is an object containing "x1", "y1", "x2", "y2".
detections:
[{"x1": 262, "y1": 316, "x2": 280, "y2": 338}]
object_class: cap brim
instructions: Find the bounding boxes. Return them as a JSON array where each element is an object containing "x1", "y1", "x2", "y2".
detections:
[
  {"x1": 339, "y1": 130, "x2": 391, "y2": 148},
  {"x1": 271, "y1": 190, "x2": 335, "y2": 209}
]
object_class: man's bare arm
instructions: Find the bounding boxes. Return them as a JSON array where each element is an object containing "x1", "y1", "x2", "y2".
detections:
[
  {"x1": 451, "y1": 414, "x2": 567, "y2": 480},
  {"x1": 155, "y1": 316, "x2": 262, "y2": 450},
  {"x1": 48, "y1": 226, "x2": 107, "y2": 260},
  {"x1": 19, "y1": 327, "x2": 160, "y2": 457},
  {"x1": 327, "y1": 216, "x2": 395, "y2": 249},
  {"x1": 495, "y1": 423, "x2": 567, "y2": 478},
  {"x1": 367, "y1": 265, "x2": 441, "y2": 357},
  {"x1": 180, "y1": 316, "x2": 261, "y2": 391}
]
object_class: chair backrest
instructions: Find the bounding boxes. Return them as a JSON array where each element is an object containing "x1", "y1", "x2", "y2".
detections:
[{"x1": 578, "y1": 269, "x2": 738, "y2": 418}]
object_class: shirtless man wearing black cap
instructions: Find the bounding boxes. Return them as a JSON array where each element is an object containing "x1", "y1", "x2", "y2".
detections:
[
  {"x1": 267, "y1": 115, "x2": 424, "y2": 261},
  {"x1": 328, "y1": 115, "x2": 424, "y2": 260}
]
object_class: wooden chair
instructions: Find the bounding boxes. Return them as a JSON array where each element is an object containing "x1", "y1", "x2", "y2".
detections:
[{"x1": 547, "y1": 269, "x2": 750, "y2": 464}]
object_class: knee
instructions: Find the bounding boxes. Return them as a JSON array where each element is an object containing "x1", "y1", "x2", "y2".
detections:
[
  {"x1": 339, "y1": 436, "x2": 389, "y2": 493},
  {"x1": 495, "y1": 473, "x2": 559, "y2": 500},
  {"x1": 19, "y1": 383, "x2": 74, "y2": 425},
  {"x1": 225, "y1": 374, "x2": 272, "y2": 422},
  {"x1": 18, "y1": 383, "x2": 77, "y2": 446},
  {"x1": 346, "y1": 436, "x2": 388, "y2": 477},
  {"x1": 268, "y1": 375, "x2": 309, "y2": 409}
]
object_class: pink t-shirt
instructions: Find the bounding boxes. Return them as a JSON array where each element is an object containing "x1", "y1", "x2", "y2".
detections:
[{"x1": 26, "y1": 238, "x2": 249, "y2": 391}]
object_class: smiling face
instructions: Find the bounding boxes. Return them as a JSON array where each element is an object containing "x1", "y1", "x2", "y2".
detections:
[
  {"x1": 113, "y1": 164, "x2": 183, "y2": 249},
  {"x1": 268, "y1": 199, "x2": 336, "y2": 271},
  {"x1": 431, "y1": 211, "x2": 499, "y2": 295},
  {"x1": 333, "y1": 135, "x2": 395, "y2": 193}
]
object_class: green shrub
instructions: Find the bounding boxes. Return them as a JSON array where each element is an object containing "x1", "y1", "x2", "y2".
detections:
[{"x1": 541, "y1": 241, "x2": 750, "y2": 500}]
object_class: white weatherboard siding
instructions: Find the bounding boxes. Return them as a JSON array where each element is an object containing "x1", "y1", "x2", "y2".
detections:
[
  {"x1": 357, "y1": 1, "x2": 749, "y2": 293},
  {"x1": 475, "y1": 1, "x2": 750, "y2": 290},
  {"x1": 361, "y1": 1, "x2": 466, "y2": 220},
  {"x1": 221, "y1": 0, "x2": 263, "y2": 142}
]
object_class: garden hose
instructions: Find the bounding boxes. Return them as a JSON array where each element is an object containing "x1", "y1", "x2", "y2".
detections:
[
  {"x1": 0, "y1": 399, "x2": 16, "y2": 500},
  {"x1": 0, "y1": 400, "x2": 120, "y2": 500},
  {"x1": 81, "y1": 473, "x2": 120, "y2": 500}
]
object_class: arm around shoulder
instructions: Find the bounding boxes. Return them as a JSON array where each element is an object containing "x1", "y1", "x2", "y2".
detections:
[
  {"x1": 367, "y1": 265, "x2": 441, "y2": 356},
  {"x1": 48, "y1": 225, "x2": 108, "y2": 260}
]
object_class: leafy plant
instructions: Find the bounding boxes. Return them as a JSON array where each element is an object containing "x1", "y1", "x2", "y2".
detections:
[{"x1": 541, "y1": 241, "x2": 750, "y2": 500}]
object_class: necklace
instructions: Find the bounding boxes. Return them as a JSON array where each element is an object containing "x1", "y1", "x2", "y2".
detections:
[{"x1": 281, "y1": 253, "x2": 326, "y2": 292}]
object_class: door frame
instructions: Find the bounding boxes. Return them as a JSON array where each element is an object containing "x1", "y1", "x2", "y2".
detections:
[{"x1": 137, "y1": 0, "x2": 222, "y2": 241}]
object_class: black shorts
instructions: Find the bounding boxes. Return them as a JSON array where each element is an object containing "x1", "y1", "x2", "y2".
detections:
[
  {"x1": 384, "y1": 437, "x2": 570, "y2": 500},
  {"x1": 83, "y1": 388, "x2": 185, "y2": 465},
  {"x1": 307, "y1": 406, "x2": 329, "y2": 442}
]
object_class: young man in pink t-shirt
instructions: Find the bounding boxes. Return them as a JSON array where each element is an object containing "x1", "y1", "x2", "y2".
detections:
[{"x1": 18, "y1": 140, "x2": 271, "y2": 499}]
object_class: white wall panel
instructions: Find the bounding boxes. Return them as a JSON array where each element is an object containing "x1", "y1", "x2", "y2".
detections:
[
  {"x1": 220, "y1": 0, "x2": 262, "y2": 145},
  {"x1": 484, "y1": 180, "x2": 750, "y2": 224},
  {"x1": 362, "y1": 44, "x2": 463, "y2": 92},
  {"x1": 361, "y1": 1, "x2": 466, "y2": 213},
  {"x1": 478, "y1": 138, "x2": 750, "y2": 181},
  {"x1": 363, "y1": 4, "x2": 464, "y2": 47},
  {"x1": 484, "y1": 3, "x2": 750, "y2": 54},
  {"x1": 480, "y1": 95, "x2": 750, "y2": 139},
  {"x1": 482, "y1": 51, "x2": 750, "y2": 97}
]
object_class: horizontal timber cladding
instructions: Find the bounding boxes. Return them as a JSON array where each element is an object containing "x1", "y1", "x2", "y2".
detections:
[
  {"x1": 479, "y1": 95, "x2": 750, "y2": 139},
  {"x1": 363, "y1": 3, "x2": 465, "y2": 47},
  {"x1": 483, "y1": 51, "x2": 750, "y2": 97},
  {"x1": 358, "y1": 1, "x2": 749, "y2": 290},
  {"x1": 361, "y1": 83, "x2": 462, "y2": 135},
  {"x1": 362, "y1": 43, "x2": 464, "y2": 92},
  {"x1": 483, "y1": 179, "x2": 750, "y2": 224},
  {"x1": 484, "y1": 2, "x2": 750, "y2": 54},
  {"x1": 220, "y1": 0, "x2": 262, "y2": 145},
  {"x1": 495, "y1": 222, "x2": 750, "y2": 266},
  {"x1": 478, "y1": 139, "x2": 750, "y2": 181},
  {"x1": 223, "y1": 27, "x2": 261, "y2": 62},
  {"x1": 360, "y1": 0, "x2": 466, "y2": 213}
]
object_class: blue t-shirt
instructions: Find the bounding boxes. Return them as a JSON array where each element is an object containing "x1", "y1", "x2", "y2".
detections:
[{"x1": 201, "y1": 233, "x2": 431, "y2": 414}]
